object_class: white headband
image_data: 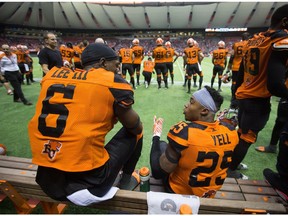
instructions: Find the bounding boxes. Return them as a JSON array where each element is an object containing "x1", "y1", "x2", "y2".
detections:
[{"x1": 192, "y1": 88, "x2": 217, "y2": 113}]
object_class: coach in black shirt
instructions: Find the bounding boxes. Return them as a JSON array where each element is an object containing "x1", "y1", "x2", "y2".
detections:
[{"x1": 38, "y1": 32, "x2": 62, "y2": 77}]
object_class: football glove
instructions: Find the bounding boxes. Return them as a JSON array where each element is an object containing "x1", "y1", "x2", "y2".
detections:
[
  {"x1": 217, "y1": 108, "x2": 238, "y2": 128},
  {"x1": 153, "y1": 116, "x2": 164, "y2": 137},
  {"x1": 221, "y1": 71, "x2": 232, "y2": 83}
]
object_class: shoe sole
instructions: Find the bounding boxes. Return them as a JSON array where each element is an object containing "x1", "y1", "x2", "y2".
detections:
[{"x1": 255, "y1": 146, "x2": 276, "y2": 153}]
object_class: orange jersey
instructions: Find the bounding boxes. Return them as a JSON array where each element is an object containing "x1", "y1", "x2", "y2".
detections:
[
  {"x1": 166, "y1": 47, "x2": 177, "y2": 63},
  {"x1": 231, "y1": 40, "x2": 248, "y2": 71},
  {"x1": 28, "y1": 66, "x2": 133, "y2": 172},
  {"x1": 59, "y1": 46, "x2": 75, "y2": 63},
  {"x1": 183, "y1": 46, "x2": 202, "y2": 64},
  {"x1": 167, "y1": 120, "x2": 238, "y2": 198},
  {"x1": 119, "y1": 48, "x2": 134, "y2": 64},
  {"x1": 132, "y1": 45, "x2": 144, "y2": 64},
  {"x1": 73, "y1": 46, "x2": 83, "y2": 63},
  {"x1": 143, "y1": 60, "x2": 155, "y2": 73},
  {"x1": 152, "y1": 46, "x2": 167, "y2": 63},
  {"x1": 236, "y1": 30, "x2": 288, "y2": 99},
  {"x1": 212, "y1": 48, "x2": 228, "y2": 68},
  {"x1": 15, "y1": 50, "x2": 27, "y2": 63}
]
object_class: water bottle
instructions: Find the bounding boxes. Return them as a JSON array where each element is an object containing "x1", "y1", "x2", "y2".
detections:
[
  {"x1": 139, "y1": 166, "x2": 150, "y2": 192},
  {"x1": 179, "y1": 204, "x2": 192, "y2": 214}
]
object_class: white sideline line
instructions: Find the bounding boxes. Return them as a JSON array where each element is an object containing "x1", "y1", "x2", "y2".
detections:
[{"x1": 175, "y1": 60, "x2": 185, "y2": 81}]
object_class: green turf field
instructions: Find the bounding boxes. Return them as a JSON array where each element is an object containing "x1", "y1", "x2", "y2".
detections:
[{"x1": 0, "y1": 56, "x2": 279, "y2": 213}]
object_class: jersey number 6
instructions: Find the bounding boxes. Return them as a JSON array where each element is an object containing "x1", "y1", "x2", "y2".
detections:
[{"x1": 38, "y1": 84, "x2": 76, "y2": 138}]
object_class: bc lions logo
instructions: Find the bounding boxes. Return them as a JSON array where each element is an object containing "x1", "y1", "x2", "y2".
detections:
[
  {"x1": 160, "y1": 198, "x2": 177, "y2": 213},
  {"x1": 42, "y1": 140, "x2": 62, "y2": 160}
]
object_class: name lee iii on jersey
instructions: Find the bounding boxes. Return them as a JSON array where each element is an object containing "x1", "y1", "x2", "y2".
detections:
[{"x1": 51, "y1": 68, "x2": 88, "y2": 80}]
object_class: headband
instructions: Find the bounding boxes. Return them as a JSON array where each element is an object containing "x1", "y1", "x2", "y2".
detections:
[{"x1": 192, "y1": 88, "x2": 217, "y2": 113}]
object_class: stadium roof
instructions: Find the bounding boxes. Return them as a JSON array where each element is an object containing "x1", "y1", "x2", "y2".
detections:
[{"x1": 0, "y1": 2, "x2": 287, "y2": 31}]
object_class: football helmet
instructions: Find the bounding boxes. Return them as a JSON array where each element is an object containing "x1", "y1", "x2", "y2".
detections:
[
  {"x1": 10, "y1": 46, "x2": 17, "y2": 52},
  {"x1": 187, "y1": 38, "x2": 194, "y2": 46},
  {"x1": 132, "y1": 38, "x2": 139, "y2": 45},
  {"x1": 22, "y1": 45, "x2": 28, "y2": 50},
  {"x1": 95, "y1": 38, "x2": 105, "y2": 44},
  {"x1": 156, "y1": 38, "x2": 163, "y2": 45},
  {"x1": 66, "y1": 42, "x2": 73, "y2": 48},
  {"x1": 218, "y1": 41, "x2": 225, "y2": 48},
  {"x1": 165, "y1": 41, "x2": 171, "y2": 48},
  {"x1": 16, "y1": 44, "x2": 22, "y2": 50}
]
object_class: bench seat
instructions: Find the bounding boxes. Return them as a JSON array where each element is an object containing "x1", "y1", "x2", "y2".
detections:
[{"x1": 0, "y1": 155, "x2": 287, "y2": 214}]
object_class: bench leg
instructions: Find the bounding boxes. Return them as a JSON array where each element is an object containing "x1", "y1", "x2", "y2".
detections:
[
  {"x1": 0, "y1": 180, "x2": 39, "y2": 214},
  {"x1": 41, "y1": 202, "x2": 67, "y2": 214}
]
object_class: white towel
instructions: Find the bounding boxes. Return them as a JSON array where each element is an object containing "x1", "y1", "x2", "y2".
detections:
[
  {"x1": 67, "y1": 187, "x2": 119, "y2": 206},
  {"x1": 147, "y1": 191, "x2": 200, "y2": 214}
]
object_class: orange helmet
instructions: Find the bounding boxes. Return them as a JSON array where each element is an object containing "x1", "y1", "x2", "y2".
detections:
[
  {"x1": 156, "y1": 38, "x2": 163, "y2": 45},
  {"x1": 132, "y1": 38, "x2": 139, "y2": 45},
  {"x1": 165, "y1": 41, "x2": 171, "y2": 48},
  {"x1": 187, "y1": 38, "x2": 194, "y2": 46},
  {"x1": 10, "y1": 46, "x2": 17, "y2": 52},
  {"x1": 218, "y1": 41, "x2": 225, "y2": 48}
]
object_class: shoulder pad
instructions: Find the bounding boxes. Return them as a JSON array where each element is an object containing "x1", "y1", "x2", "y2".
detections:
[{"x1": 273, "y1": 38, "x2": 288, "y2": 50}]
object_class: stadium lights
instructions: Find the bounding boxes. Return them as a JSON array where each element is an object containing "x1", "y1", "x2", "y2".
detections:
[{"x1": 205, "y1": 28, "x2": 248, "y2": 32}]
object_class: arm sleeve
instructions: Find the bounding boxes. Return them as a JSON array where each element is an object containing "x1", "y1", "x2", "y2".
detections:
[
  {"x1": 38, "y1": 50, "x2": 48, "y2": 65},
  {"x1": 267, "y1": 49, "x2": 288, "y2": 99},
  {"x1": 110, "y1": 74, "x2": 134, "y2": 109},
  {"x1": 150, "y1": 136, "x2": 169, "y2": 179}
]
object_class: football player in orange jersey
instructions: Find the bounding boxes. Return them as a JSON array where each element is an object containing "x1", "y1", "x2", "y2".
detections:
[
  {"x1": 22, "y1": 45, "x2": 36, "y2": 84},
  {"x1": 211, "y1": 41, "x2": 228, "y2": 92},
  {"x1": 142, "y1": 56, "x2": 155, "y2": 88},
  {"x1": 150, "y1": 86, "x2": 238, "y2": 198},
  {"x1": 165, "y1": 41, "x2": 179, "y2": 85},
  {"x1": 183, "y1": 38, "x2": 205, "y2": 93},
  {"x1": 131, "y1": 38, "x2": 144, "y2": 86},
  {"x1": 59, "y1": 42, "x2": 75, "y2": 69},
  {"x1": 73, "y1": 41, "x2": 84, "y2": 69},
  {"x1": 29, "y1": 43, "x2": 143, "y2": 205},
  {"x1": 152, "y1": 37, "x2": 168, "y2": 89},
  {"x1": 15, "y1": 44, "x2": 29, "y2": 84},
  {"x1": 227, "y1": 4, "x2": 288, "y2": 182},
  {"x1": 226, "y1": 32, "x2": 250, "y2": 110},
  {"x1": 119, "y1": 45, "x2": 135, "y2": 89}
]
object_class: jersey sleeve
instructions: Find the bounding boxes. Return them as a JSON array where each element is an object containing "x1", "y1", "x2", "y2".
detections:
[
  {"x1": 109, "y1": 74, "x2": 134, "y2": 109},
  {"x1": 167, "y1": 121, "x2": 189, "y2": 154}
]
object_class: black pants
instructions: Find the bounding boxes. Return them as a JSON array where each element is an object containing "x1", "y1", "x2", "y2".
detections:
[
  {"x1": 277, "y1": 122, "x2": 288, "y2": 179},
  {"x1": 269, "y1": 99, "x2": 288, "y2": 146},
  {"x1": 4, "y1": 71, "x2": 28, "y2": 103},
  {"x1": 36, "y1": 127, "x2": 143, "y2": 201},
  {"x1": 142, "y1": 71, "x2": 152, "y2": 85}
]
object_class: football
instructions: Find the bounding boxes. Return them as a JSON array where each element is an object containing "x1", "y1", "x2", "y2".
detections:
[{"x1": 0, "y1": 144, "x2": 7, "y2": 155}]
